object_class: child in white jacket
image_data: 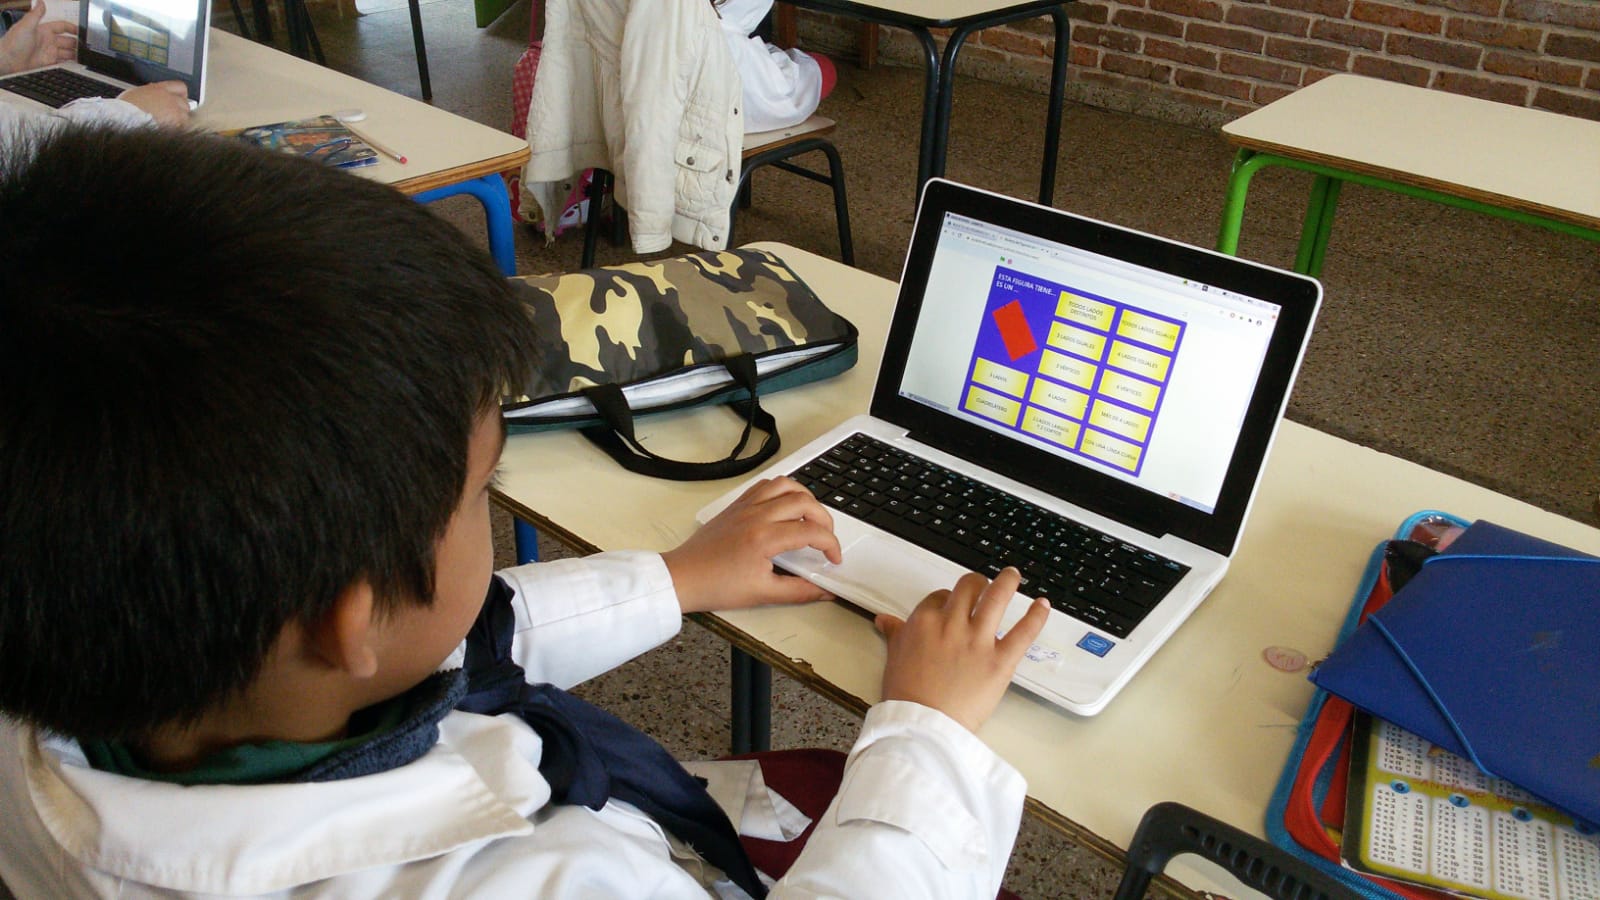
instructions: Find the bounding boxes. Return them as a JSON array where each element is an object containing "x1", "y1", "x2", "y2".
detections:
[{"x1": 717, "y1": 0, "x2": 835, "y2": 133}]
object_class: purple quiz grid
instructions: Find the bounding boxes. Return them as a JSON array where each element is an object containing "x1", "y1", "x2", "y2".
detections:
[{"x1": 960, "y1": 266, "x2": 1185, "y2": 477}]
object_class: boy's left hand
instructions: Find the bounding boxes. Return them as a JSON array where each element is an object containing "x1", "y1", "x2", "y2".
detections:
[{"x1": 663, "y1": 477, "x2": 841, "y2": 614}]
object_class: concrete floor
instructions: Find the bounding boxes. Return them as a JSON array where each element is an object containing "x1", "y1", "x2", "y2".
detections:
[{"x1": 269, "y1": 0, "x2": 1600, "y2": 895}]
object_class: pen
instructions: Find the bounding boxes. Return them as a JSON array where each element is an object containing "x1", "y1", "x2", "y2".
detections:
[
  {"x1": 303, "y1": 138, "x2": 353, "y2": 163},
  {"x1": 341, "y1": 121, "x2": 408, "y2": 165}
]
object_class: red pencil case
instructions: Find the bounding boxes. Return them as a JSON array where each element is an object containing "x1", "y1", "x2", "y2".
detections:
[{"x1": 1265, "y1": 510, "x2": 1468, "y2": 900}]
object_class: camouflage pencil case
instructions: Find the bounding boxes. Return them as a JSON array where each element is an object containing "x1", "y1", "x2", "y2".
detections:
[{"x1": 503, "y1": 248, "x2": 859, "y2": 481}]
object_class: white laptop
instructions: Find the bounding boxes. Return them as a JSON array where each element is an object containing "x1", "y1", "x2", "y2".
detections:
[
  {"x1": 699, "y1": 179, "x2": 1321, "y2": 716},
  {"x1": 0, "y1": 0, "x2": 210, "y2": 111}
]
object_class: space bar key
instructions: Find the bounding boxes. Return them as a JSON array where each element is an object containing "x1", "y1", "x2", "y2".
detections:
[{"x1": 861, "y1": 509, "x2": 990, "y2": 574}]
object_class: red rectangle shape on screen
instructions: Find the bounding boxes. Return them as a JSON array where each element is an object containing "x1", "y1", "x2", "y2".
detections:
[{"x1": 993, "y1": 300, "x2": 1037, "y2": 361}]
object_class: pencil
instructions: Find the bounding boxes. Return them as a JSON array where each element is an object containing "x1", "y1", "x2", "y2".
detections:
[{"x1": 342, "y1": 121, "x2": 408, "y2": 165}]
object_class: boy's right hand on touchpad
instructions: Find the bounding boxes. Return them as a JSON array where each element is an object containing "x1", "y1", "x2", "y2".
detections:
[{"x1": 874, "y1": 568, "x2": 1049, "y2": 733}]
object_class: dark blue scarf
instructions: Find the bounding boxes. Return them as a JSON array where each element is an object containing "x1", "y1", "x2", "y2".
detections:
[{"x1": 299, "y1": 576, "x2": 767, "y2": 898}]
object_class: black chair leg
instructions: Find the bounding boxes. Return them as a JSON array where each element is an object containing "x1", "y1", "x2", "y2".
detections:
[
  {"x1": 727, "y1": 171, "x2": 752, "y2": 252},
  {"x1": 282, "y1": 0, "x2": 323, "y2": 63},
  {"x1": 250, "y1": 0, "x2": 272, "y2": 42},
  {"x1": 406, "y1": 0, "x2": 431, "y2": 102},
  {"x1": 580, "y1": 169, "x2": 613, "y2": 269},
  {"x1": 817, "y1": 141, "x2": 854, "y2": 266},
  {"x1": 228, "y1": 0, "x2": 253, "y2": 39},
  {"x1": 609, "y1": 194, "x2": 626, "y2": 246},
  {"x1": 282, "y1": 0, "x2": 304, "y2": 55},
  {"x1": 302, "y1": 2, "x2": 324, "y2": 64},
  {"x1": 733, "y1": 138, "x2": 852, "y2": 265}
]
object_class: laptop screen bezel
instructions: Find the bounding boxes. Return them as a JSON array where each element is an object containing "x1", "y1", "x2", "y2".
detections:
[
  {"x1": 870, "y1": 179, "x2": 1321, "y2": 557},
  {"x1": 78, "y1": 0, "x2": 210, "y2": 102}
]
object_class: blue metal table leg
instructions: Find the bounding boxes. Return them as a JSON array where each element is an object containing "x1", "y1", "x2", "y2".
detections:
[
  {"x1": 413, "y1": 173, "x2": 517, "y2": 276},
  {"x1": 513, "y1": 518, "x2": 541, "y2": 565}
]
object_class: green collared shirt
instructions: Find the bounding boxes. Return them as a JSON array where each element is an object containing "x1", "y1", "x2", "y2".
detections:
[{"x1": 82, "y1": 692, "x2": 416, "y2": 786}]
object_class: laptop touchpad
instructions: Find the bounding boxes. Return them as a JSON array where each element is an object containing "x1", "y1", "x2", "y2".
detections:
[{"x1": 812, "y1": 533, "x2": 957, "y2": 620}]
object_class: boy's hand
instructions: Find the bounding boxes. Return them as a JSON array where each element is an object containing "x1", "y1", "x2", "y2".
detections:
[
  {"x1": 118, "y1": 81, "x2": 192, "y2": 127},
  {"x1": 664, "y1": 476, "x2": 842, "y2": 614},
  {"x1": 0, "y1": 1, "x2": 78, "y2": 76},
  {"x1": 875, "y1": 568, "x2": 1049, "y2": 733}
]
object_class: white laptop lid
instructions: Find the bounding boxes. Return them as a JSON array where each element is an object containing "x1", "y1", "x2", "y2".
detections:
[
  {"x1": 77, "y1": 0, "x2": 210, "y2": 102},
  {"x1": 874, "y1": 179, "x2": 1321, "y2": 558}
]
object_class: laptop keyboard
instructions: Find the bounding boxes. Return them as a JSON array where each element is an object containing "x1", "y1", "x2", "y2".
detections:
[
  {"x1": 0, "y1": 69, "x2": 124, "y2": 108},
  {"x1": 791, "y1": 433, "x2": 1189, "y2": 639}
]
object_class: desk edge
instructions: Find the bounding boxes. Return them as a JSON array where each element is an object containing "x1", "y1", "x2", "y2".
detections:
[
  {"x1": 393, "y1": 148, "x2": 531, "y2": 196},
  {"x1": 1223, "y1": 134, "x2": 1600, "y2": 233}
]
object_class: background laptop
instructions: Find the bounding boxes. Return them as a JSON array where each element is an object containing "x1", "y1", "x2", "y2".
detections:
[
  {"x1": 699, "y1": 178, "x2": 1321, "y2": 716},
  {"x1": 0, "y1": 0, "x2": 210, "y2": 110}
]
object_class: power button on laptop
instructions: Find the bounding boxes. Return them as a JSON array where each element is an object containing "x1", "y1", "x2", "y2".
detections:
[{"x1": 1076, "y1": 633, "x2": 1115, "y2": 657}]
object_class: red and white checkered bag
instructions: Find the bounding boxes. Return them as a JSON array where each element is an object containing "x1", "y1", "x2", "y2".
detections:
[
  {"x1": 507, "y1": 39, "x2": 542, "y2": 222},
  {"x1": 508, "y1": 28, "x2": 593, "y2": 235}
]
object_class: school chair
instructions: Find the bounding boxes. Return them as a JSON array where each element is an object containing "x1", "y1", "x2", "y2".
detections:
[
  {"x1": 1113, "y1": 802, "x2": 1356, "y2": 900},
  {"x1": 579, "y1": 115, "x2": 854, "y2": 269}
]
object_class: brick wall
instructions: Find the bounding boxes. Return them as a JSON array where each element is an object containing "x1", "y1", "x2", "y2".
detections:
[{"x1": 793, "y1": 1, "x2": 1600, "y2": 125}]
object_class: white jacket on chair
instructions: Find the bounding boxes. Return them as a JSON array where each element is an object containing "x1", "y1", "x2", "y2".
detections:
[{"x1": 520, "y1": 0, "x2": 744, "y2": 255}]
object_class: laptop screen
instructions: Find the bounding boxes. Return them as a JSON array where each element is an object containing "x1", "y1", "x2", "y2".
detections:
[
  {"x1": 872, "y1": 180, "x2": 1320, "y2": 556},
  {"x1": 898, "y1": 211, "x2": 1282, "y2": 515},
  {"x1": 80, "y1": 0, "x2": 209, "y2": 101}
]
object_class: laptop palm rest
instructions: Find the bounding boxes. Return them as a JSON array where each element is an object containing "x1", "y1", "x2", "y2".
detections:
[
  {"x1": 779, "y1": 527, "x2": 1045, "y2": 643},
  {"x1": 777, "y1": 527, "x2": 1121, "y2": 712}
]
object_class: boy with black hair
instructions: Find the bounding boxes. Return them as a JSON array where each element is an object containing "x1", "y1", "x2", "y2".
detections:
[{"x1": 0, "y1": 126, "x2": 1049, "y2": 898}]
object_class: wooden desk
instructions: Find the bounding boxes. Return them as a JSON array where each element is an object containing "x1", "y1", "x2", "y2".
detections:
[
  {"x1": 194, "y1": 30, "x2": 529, "y2": 274},
  {"x1": 1216, "y1": 73, "x2": 1600, "y2": 276},
  {"x1": 492, "y1": 242, "x2": 1600, "y2": 895},
  {"x1": 776, "y1": 0, "x2": 1070, "y2": 205}
]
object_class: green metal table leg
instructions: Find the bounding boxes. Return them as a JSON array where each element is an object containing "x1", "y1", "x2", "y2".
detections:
[
  {"x1": 1217, "y1": 149, "x2": 1600, "y2": 273},
  {"x1": 1292, "y1": 174, "x2": 1330, "y2": 274},
  {"x1": 1304, "y1": 178, "x2": 1342, "y2": 279},
  {"x1": 1216, "y1": 147, "x2": 1254, "y2": 253},
  {"x1": 1216, "y1": 149, "x2": 1266, "y2": 257},
  {"x1": 1293, "y1": 175, "x2": 1343, "y2": 277}
]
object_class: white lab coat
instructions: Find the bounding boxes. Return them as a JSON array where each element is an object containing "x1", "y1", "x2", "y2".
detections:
[
  {"x1": 521, "y1": 0, "x2": 744, "y2": 256},
  {"x1": 0, "y1": 551, "x2": 1028, "y2": 898},
  {"x1": 0, "y1": 96, "x2": 152, "y2": 132},
  {"x1": 717, "y1": 0, "x2": 823, "y2": 133}
]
